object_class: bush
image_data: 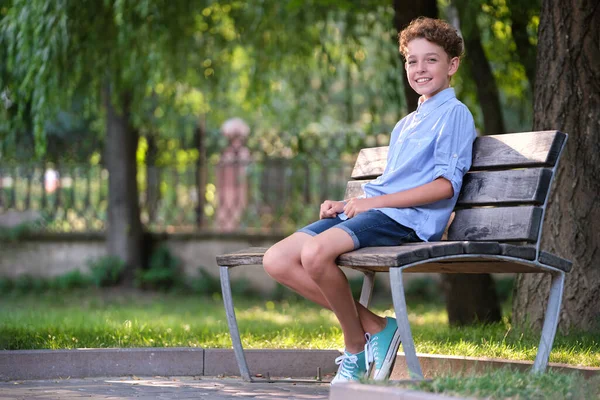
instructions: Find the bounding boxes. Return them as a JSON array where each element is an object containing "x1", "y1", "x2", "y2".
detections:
[
  {"x1": 0, "y1": 217, "x2": 44, "y2": 242},
  {"x1": 494, "y1": 277, "x2": 515, "y2": 303},
  {"x1": 0, "y1": 277, "x2": 14, "y2": 292},
  {"x1": 190, "y1": 268, "x2": 260, "y2": 298},
  {"x1": 135, "y1": 245, "x2": 182, "y2": 290},
  {"x1": 404, "y1": 276, "x2": 443, "y2": 303},
  {"x1": 271, "y1": 282, "x2": 303, "y2": 301},
  {"x1": 88, "y1": 256, "x2": 126, "y2": 287},
  {"x1": 13, "y1": 274, "x2": 48, "y2": 293},
  {"x1": 190, "y1": 269, "x2": 221, "y2": 296},
  {"x1": 50, "y1": 270, "x2": 91, "y2": 290}
]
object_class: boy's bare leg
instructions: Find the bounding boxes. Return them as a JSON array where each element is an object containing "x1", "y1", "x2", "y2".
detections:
[
  {"x1": 264, "y1": 232, "x2": 386, "y2": 336},
  {"x1": 299, "y1": 227, "x2": 370, "y2": 353}
]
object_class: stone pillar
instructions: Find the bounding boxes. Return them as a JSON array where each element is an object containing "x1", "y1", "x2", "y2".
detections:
[{"x1": 216, "y1": 118, "x2": 251, "y2": 231}]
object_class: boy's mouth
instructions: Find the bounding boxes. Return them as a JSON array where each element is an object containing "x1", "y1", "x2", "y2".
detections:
[{"x1": 416, "y1": 78, "x2": 432, "y2": 84}]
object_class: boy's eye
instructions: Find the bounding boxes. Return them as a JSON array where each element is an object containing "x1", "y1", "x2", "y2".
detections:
[
  {"x1": 407, "y1": 60, "x2": 416, "y2": 65},
  {"x1": 428, "y1": 58, "x2": 437, "y2": 62}
]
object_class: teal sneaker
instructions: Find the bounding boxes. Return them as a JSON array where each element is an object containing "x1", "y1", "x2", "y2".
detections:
[
  {"x1": 330, "y1": 334, "x2": 372, "y2": 385},
  {"x1": 370, "y1": 317, "x2": 401, "y2": 380}
]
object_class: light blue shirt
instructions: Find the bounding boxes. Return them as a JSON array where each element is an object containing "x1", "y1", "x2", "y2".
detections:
[{"x1": 362, "y1": 87, "x2": 477, "y2": 241}]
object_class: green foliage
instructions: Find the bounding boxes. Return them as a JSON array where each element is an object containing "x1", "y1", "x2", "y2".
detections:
[
  {"x1": 494, "y1": 277, "x2": 515, "y2": 303},
  {"x1": 0, "y1": 0, "x2": 407, "y2": 160},
  {"x1": 189, "y1": 268, "x2": 260, "y2": 298},
  {"x1": 48, "y1": 270, "x2": 91, "y2": 290},
  {"x1": 0, "y1": 269, "x2": 93, "y2": 294},
  {"x1": 189, "y1": 269, "x2": 221, "y2": 296},
  {"x1": 12, "y1": 274, "x2": 48, "y2": 292},
  {"x1": 88, "y1": 256, "x2": 125, "y2": 287},
  {"x1": 135, "y1": 245, "x2": 182, "y2": 290},
  {"x1": 271, "y1": 282, "x2": 304, "y2": 302},
  {"x1": 404, "y1": 276, "x2": 444, "y2": 303},
  {"x1": 0, "y1": 276, "x2": 14, "y2": 292},
  {"x1": 0, "y1": 222, "x2": 35, "y2": 242}
]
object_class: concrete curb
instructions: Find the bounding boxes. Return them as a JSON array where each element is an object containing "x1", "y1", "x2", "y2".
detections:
[
  {"x1": 0, "y1": 348, "x2": 340, "y2": 381},
  {"x1": 330, "y1": 383, "x2": 469, "y2": 400},
  {"x1": 1, "y1": 348, "x2": 598, "y2": 382},
  {"x1": 0, "y1": 348, "x2": 205, "y2": 381}
]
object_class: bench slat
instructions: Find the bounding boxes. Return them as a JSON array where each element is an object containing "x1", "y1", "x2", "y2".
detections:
[
  {"x1": 336, "y1": 242, "x2": 464, "y2": 267},
  {"x1": 345, "y1": 168, "x2": 553, "y2": 206},
  {"x1": 472, "y1": 130, "x2": 565, "y2": 170},
  {"x1": 448, "y1": 206, "x2": 543, "y2": 242},
  {"x1": 216, "y1": 247, "x2": 268, "y2": 266},
  {"x1": 500, "y1": 243, "x2": 536, "y2": 260},
  {"x1": 539, "y1": 251, "x2": 573, "y2": 272},
  {"x1": 458, "y1": 168, "x2": 553, "y2": 206},
  {"x1": 351, "y1": 146, "x2": 388, "y2": 180},
  {"x1": 350, "y1": 131, "x2": 566, "y2": 180}
]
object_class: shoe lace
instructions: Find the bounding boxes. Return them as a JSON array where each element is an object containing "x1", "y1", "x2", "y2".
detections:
[
  {"x1": 334, "y1": 353, "x2": 359, "y2": 379},
  {"x1": 335, "y1": 333, "x2": 375, "y2": 379},
  {"x1": 364, "y1": 333, "x2": 374, "y2": 375},
  {"x1": 370, "y1": 335, "x2": 381, "y2": 362}
]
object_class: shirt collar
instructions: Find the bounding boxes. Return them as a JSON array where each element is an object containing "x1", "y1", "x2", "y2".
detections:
[{"x1": 416, "y1": 87, "x2": 456, "y2": 116}]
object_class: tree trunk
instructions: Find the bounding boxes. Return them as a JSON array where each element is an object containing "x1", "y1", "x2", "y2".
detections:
[
  {"x1": 438, "y1": 1, "x2": 504, "y2": 326},
  {"x1": 454, "y1": 0, "x2": 506, "y2": 134},
  {"x1": 145, "y1": 134, "x2": 159, "y2": 225},
  {"x1": 103, "y1": 84, "x2": 144, "y2": 285},
  {"x1": 195, "y1": 118, "x2": 207, "y2": 228},
  {"x1": 443, "y1": 274, "x2": 502, "y2": 325},
  {"x1": 512, "y1": 0, "x2": 600, "y2": 332},
  {"x1": 392, "y1": 0, "x2": 438, "y2": 113},
  {"x1": 506, "y1": 0, "x2": 539, "y2": 90}
]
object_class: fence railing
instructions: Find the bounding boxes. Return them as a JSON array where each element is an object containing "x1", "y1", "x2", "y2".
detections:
[{"x1": 0, "y1": 156, "x2": 355, "y2": 234}]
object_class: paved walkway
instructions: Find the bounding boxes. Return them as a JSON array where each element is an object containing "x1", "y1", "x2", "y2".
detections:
[{"x1": 0, "y1": 376, "x2": 329, "y2": 399}]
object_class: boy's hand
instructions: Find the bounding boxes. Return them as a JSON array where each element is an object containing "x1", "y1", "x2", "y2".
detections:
[
  {"x1": 343, "y1": 197, "x2": 379, "y2": 218},
  {"x1": 319, "y1": 200, "x2": 345, "y2": 219}
]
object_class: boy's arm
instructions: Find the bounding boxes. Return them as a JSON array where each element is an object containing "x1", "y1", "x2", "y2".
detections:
[{"x1": 343, "y1": 177, "x2": 453, "y2": 218}]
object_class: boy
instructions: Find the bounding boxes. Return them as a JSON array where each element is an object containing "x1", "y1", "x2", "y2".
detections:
[{"x1": 263, "y1": 17, "x2": 476, "y2": 383}]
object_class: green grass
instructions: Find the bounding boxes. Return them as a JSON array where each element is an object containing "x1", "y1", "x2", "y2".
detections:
[
  {"x1": 389, "y1": 368, "x2": 600, "y2": 399},
  {"x1": 1, "y1": 290, "x2": 599, "y2": 368}
]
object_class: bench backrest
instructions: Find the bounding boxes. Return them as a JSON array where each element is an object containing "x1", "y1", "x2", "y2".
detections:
[{"x1": 345, "y1": 130, "x2": 567, "y2": 246}]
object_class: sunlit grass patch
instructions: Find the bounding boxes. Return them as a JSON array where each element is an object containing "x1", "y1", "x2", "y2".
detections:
[
  {"x1": 1, "y1": 290, "x2": 598, "y2": 368},
  {"x1": 394, "y1": 368, "x2": 600, "y2": 400}
]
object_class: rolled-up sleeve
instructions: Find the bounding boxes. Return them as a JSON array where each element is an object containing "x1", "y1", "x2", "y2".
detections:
[{"x1": 432, "y1": 105, "x2": 477, "y2": 197}]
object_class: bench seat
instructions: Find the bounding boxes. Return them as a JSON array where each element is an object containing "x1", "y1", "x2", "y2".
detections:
[{"x1": 216, "y1": 242, "x2": 572, "y2": 273}]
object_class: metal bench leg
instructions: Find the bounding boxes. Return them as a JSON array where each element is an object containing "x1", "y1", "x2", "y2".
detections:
[
  {"x1": 532, "y1": 271, "x2": 565, "y2": 373},
  {"x1": 359, "y1": 271, "x2": 376, "y2": 308},
  {"x1": 220, "y1": 266, "x2": 252, "y2": 381},
  {"x1": 390, "y1": 268, "x2": 424, "y2": 380}
]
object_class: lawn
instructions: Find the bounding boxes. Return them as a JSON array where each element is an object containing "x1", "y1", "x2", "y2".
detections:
[
  {"x1": 386, "y1": 368, "x2": 600, "y2": 400},
  {"x1": 1, "y1": 289, "x2": 598, "y2": 368}
]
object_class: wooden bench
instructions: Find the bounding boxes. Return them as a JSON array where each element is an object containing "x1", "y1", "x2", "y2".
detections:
[{"x1": 216, "y1": 130, "x2": 572, "y2": 381}]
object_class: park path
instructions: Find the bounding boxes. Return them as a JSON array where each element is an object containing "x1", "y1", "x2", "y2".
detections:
[{"x1": 0, "y1": 376, "x2": 329, "y2": 399}]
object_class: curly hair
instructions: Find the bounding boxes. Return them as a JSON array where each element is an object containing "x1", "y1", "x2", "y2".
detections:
[{"x1": 399, "y1": 17, "x2": 464, "y2": 60}]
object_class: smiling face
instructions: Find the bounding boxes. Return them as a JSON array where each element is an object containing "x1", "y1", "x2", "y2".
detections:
[{"x1": 405, "y1": 38, "x2": 460, "y2": 100}]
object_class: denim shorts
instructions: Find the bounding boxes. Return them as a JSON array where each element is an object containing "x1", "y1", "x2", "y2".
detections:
[{"x1": 297, "y1": 209, "x2": 422, "y2": 250}]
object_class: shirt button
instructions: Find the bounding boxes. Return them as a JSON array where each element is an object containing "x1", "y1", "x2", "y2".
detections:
[{"x1": 453, "y1": 154, "x2": 458, "y2": 158}]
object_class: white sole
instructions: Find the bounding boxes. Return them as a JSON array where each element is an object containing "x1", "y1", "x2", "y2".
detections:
[{"x1": 372, "y1": 328, "x2": 402, "y2": 380}]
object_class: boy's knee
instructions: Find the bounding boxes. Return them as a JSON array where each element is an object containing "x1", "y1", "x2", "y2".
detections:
[
  {"x1": 263, "y1": 246, "x2": 286, "y2": 280},
  {"x1": 300, "y1": 240, "x2": 330, "y2": 281}
]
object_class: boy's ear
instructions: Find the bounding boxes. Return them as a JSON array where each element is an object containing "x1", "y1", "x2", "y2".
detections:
[{"x1": 448, "y1": 56, "x2": 460, "y2": 77}]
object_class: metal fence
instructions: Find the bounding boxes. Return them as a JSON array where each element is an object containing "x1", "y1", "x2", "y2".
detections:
[{"x1": 0, "y1": 156, "x2": 354, "y2": 233}]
